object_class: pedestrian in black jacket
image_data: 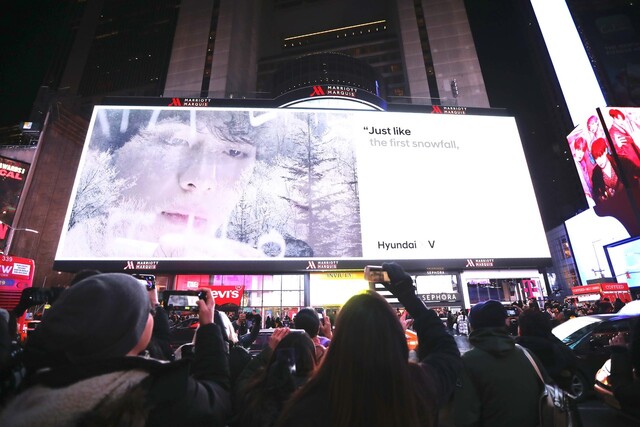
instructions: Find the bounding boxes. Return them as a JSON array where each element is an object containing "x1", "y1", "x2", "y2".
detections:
[
  {"x1": 515, "y1": 308, "x2": 578, "y2": 393},
  {"x1": 0, "y1": 273, "x2": 231, "y2": 427}
]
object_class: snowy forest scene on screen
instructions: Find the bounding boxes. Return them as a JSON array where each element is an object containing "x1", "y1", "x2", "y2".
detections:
[{"x1": 58, "y1": 107, "x2": 363, "y2": 260}]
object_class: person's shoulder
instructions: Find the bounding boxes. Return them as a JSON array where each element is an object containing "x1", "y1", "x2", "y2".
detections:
[{"x1": 277, "y1": 390, "x2": 329, "y2": 427}]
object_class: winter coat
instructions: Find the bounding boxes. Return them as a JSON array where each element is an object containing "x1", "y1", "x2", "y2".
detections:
[
  {"x1": 452, "y1": 327, "x2": 542, "y2": 427},
  {"x1": 276, "y1": 304, "x2": 462, "y2": 426},
  {"x1": 515, "y1": 334, "x2": 578, "y2": 392},
  {"x1": 0, "y1": 323, "x2": 231, "y2": 427},
  {"x1": 232, "y1": 346, "x2": 310, "y2": 427}
]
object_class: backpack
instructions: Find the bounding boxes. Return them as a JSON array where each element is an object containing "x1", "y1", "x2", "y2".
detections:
[{"x1": 517, "y1": 344, "x2": 581, "y2": 427}]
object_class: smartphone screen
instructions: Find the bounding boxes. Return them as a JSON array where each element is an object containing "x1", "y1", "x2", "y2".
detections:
[
  {"x1": 168, "y1": 294, "x2": 200, "y2": 308},
  {"x1": 276, "y1": 348, "x2": 296, "y2": 374}
]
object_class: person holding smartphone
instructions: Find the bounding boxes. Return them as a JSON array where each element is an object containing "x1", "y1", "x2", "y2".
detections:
[
  {"x1": 233, "y1": 328, "x2": 317, "y2": 427},
  {"x1": 277, "y1": 262, "x2": 461, "y2": 427}
]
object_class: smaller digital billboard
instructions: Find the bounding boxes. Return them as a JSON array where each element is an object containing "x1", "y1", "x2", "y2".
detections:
[
  {"x1": 54, "y1": 105, "x2": 551, "y2": 273},
  {"x1": 605, "y1": 236, "x2": 640, "y2": 288},
  {"x1": 565, "y1": 208, "x2": 629, "y2": 285},
  {"x1": 0, "y1": 156, "x2": 30, "y2": 253}
]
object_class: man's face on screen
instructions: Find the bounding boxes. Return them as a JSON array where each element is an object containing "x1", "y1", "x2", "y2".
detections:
[
  {"x1": 113, "y1": 117, "x2": 258, "y2": 240},
  {"x1": 595, "y1": 151, "x2": 609, "y2": 169},
  {"x1": 574, "y1": 147, "x2": 584, "y2": 162}
]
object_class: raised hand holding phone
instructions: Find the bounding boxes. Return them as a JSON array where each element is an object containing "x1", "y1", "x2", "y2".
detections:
[
  {"x1": 381, "y1": 262, "x2": 425, "y2": 318},
  {"x1": 197, "y1": 289, "x2": 215, "y2": 325}
]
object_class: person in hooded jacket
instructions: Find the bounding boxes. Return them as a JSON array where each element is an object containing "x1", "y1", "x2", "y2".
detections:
[{"x1": 451, "y1": 300, "x2": 542, "y2": 427}]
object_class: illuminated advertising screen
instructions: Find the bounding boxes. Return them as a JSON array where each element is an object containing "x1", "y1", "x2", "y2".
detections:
[
  {"x1": 605, "y1": 236, "x2": 640, "y2": 288},
  {"x1": 565, "y1": 209, "x2": 629, "y2": 286},
  {"x1": 54, "y1": 105, "x2": 550, "y2": 273},
  {"x1": 567, "y1": 107, "x2": 640, "y2": 237},
  {"x1": 0, "y1": 156, "x2": 30, "y2": 253},
  {"x1": 0, "y1": 255, "x2": 35, "y2": 290},
  {"x1": 563, "y1": 0, "x2": 640, "y2": 107}
]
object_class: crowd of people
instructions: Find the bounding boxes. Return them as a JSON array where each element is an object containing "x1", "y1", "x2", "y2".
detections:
[{"x1": 0, "y1": 265, "x2": 638, "y2": 426}]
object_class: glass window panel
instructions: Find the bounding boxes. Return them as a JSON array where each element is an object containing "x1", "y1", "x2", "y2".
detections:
[
  {"x1": 262, "y1": 290, "x2": 282, "y2": 306},
  {"x1": 282, "y1": 275, "x2": 303, "y2": 290},
  {"x1": 282, "y1": 290, "x2": 303, "y2": 307},
  {"x1": 246, "y1": 291, "x2": 263, "y2": 307},
  {"x1": 263, "y1": 275, "x2": 281, "y2": 291}
]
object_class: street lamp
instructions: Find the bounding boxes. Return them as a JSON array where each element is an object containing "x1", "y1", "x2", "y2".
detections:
[
  {"x1": 0, "y1": 220, "x2": 39, "y2": 256},
  {"x1": 591, "y1": 239, "x2": 605, "y2": 279}
]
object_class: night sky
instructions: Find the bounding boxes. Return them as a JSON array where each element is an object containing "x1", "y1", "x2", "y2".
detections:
[{"x1": 0, "y1": 1, "x2": 69, "y2": 127}]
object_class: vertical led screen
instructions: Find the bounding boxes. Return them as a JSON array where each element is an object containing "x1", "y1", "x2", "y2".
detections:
[
  {"x1": 0, "y1": 156, "x2": 30, "y2": 253},
  {"x1": 567, "y1": 107, "x2": 640, "y2": 237},
  {"x1": 565, "y1": 0, "x2": 640, "y2": 107},
  {"x1": 54, "y1": 105, "x2": 551, "y2": 273}
]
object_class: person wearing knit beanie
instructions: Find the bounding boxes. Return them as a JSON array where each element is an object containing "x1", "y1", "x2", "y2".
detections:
[
  {"x1": 1, "y1": 275, "x2": 232, "y2": 427},
  {"x1": 468, "y1": 300, "x2": 508, "y2": 330},
  {"x1": 24, "y1": 273, "x2": 153, "y2": 368},
  {"x1": 452, "y1": 299, "x2": 541, "y2": 427}
]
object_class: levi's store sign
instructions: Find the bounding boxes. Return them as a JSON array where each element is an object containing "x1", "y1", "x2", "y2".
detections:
[
  {"x1": 175, "y1": 274, "x2": 244, "y2": 306},
  {"x1": 207, "y1": 285, "x2": 244, "y2": 306}
]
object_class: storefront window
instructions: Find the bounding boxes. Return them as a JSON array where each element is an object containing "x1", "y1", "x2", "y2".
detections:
[
  {"x1": 282, "y1": 275, "x2": 304, "y2": 291},
  {"x1": 309, "y1": 272, "x2": 369, "y2": 306},
  {"x1": 467, "y1": 278, "x2": 544, "y2": 305},
  {"x1": 282, "y1": 290, "x2": 303, "y2": 307},
  {"x1": 467, "y1": 280, "x2": 504, "y2": 304},
  {"x1": 243, "y1": 275, "x2": 305, "y2": 326},
  {"x1": 262, "y1": 275, "x2": 279, "y2": 291},
  {"x1": 260, "y1": 290, "x2": 279, "y2": 306}
]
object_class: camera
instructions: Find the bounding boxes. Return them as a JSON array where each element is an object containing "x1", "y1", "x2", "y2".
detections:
[
  {"x1": 364, "y1": 265, "x2": 390, "y2": 283},
  {"x1": 23, "y1": 287, "x2": 65, "y2": 306},
  {"x1": 506, "y1": 308, "x2": 518, "y2": 317},
  {"x1": 315, "y1": 307, "x2": 325, "y2": 325},
  {"x1": 162, "y1": 290, "x2": 207, "y2": 311},
  {"x1": 132, "y1": 274, "x2": 155, "y2": 290}
]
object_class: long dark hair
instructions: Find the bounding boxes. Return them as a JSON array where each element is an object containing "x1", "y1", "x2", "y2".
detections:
[
  {"x1": 280, "y1": 290, "x2": 434, "y2": 427},
  {"x1": 238, "y1": 331, "x2": 317, "y2": 427}
]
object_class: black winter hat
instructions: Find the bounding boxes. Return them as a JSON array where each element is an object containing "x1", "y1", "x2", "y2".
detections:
[
  {"x1": 294, "y1": 308, "x2": 320, "y2": 338},
  {"x1": 469, "y1": 300, "x2": 507, "y2": 330},
  {"x1": 27, "y1": 273, "x2": 150, "y2": 363}
]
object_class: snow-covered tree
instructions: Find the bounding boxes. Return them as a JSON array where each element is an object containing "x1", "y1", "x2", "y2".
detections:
[{"x1": 68, "y1": 149, "x2": 133, "y2": 229}]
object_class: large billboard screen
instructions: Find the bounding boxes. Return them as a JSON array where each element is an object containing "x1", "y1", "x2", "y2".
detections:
[{"x1": 54, "y1": 105, "x2": 551, "y2": 273}]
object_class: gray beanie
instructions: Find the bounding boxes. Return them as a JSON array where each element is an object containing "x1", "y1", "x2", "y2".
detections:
[{"x1": 29, "y1": 273, "x2": 150, "y2": 363}]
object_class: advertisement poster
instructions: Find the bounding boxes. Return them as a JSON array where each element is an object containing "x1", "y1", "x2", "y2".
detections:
[
  {"x1": 0, "y1": 156, "x2": 30, "y2": 253},
  {"x1": 567, "y1": 107, "x2": 640, "y2": 237},
  {"x1": 54, "y1": 106, "x2": 550, "y2": 273}
]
